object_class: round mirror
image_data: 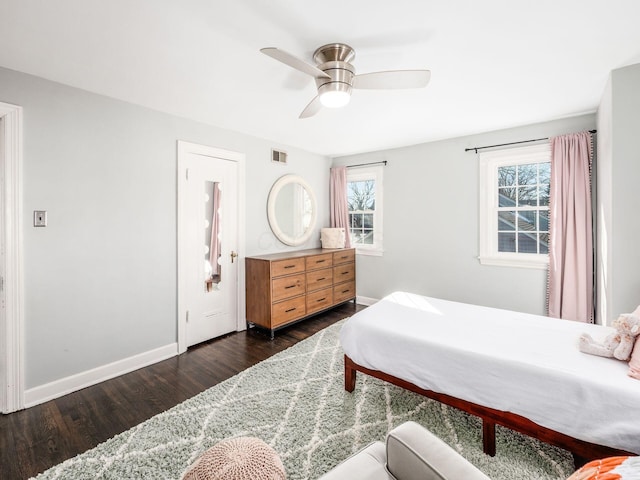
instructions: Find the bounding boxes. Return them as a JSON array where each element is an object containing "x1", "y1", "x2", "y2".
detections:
[{"x1": 267, "y1": 174, "x2": 317, "y2": 246}]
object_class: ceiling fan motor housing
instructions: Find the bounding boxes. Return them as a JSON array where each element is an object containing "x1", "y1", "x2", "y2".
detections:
[
  {"x1": 313, "y1": 43, "x2": 356, "y2": 105},
  {"x1": 313, "y1": 43, "x2": 355, "y2": 63}
]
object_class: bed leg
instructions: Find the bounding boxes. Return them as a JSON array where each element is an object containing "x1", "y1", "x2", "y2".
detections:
[
  {"x1": 572, "y1": 453, "x2": 588, "y2": 469},
  {"x1": 344, "y1": 355, "x2": 356, "y2": 392},
  {"x1": 482, "y1": 419, "x2": 496, "y2": 456}
]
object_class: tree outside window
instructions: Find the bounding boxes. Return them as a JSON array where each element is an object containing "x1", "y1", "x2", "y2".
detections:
[
  {"x1": 497, "y1": 162, "x2": 550, "y2": 254},
  {"x1": 346, "y1": 165, "x2": 383, "y2": 255},
  {"x1": 479, "y1": 144, "x2": 550, "y2": 269},
  {"x1": 348, "y1": 179, "x2": 375, "y2": 245}
]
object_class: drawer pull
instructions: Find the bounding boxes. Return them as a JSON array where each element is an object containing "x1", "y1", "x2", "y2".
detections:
[
  {"x1": 284, "y1": 265, "x2": 296, "y2": 269},
  {"x1": 316, "y1": 297, "x2": 326, "y2": 302},
  {"x1": 284, "y1": 284, "x2": 297, "y2": 289},
  {"x1": 316, "y1": 259, "x2": 326, "y2": 263},
  {"x1": 342, "y1": 289, "x2": 350, "y2": 294},
  {"x1": 285, "y1": 307, "x2": 297, "y2": 313},
  {"x1": 317, "y1": 277, "x2": 326, "y2": 281},
  {"x1": 341, "y1": 271, "x2": 348, "y2": 275}
]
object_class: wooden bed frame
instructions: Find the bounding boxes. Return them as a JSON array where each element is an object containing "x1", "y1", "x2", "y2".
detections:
[{"x1": 344, "y1": 355, "x2": 632, "y2": 465}]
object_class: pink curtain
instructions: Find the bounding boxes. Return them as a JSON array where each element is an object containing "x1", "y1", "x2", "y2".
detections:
[
  {"x1": 330, "y1": 166, "x2": 351, "y2": 248},
  {"x1": 547, "y1": 132, "x2": 594, "y2": 322},
  {"x1": 210, "y1": 182, "x2": 222, "y2": 276}
]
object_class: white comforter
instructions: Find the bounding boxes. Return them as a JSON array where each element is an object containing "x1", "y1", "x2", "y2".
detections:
[{"x1": 340, "y1": 291, "x2": 640, "y2": 454}]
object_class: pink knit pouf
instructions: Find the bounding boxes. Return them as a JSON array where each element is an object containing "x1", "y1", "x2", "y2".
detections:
[{"x1": 182, "y1": 437, "x2": 286, "y2": 480}]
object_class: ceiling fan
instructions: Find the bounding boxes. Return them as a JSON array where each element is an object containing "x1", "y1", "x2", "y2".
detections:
[{"x1": 261, "y1": 43, "x2": 431, "y2": 119}]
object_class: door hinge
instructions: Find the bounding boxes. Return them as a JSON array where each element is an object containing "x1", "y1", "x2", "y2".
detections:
[
  {"x1": 186, "y1": 310, "x2": 189, "y2": 322},
  {"x1": 185, "y1": 168, "x2": 189, "y2": 180}
]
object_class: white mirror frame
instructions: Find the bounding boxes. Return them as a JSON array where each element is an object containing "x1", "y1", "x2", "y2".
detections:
[{"x1": 267, "y1": 174, "x2": 317, "y2": 246}]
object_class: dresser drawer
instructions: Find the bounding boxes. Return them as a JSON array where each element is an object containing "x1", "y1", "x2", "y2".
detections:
[
  {"x1": 333, "y1": 249, "x2": 355, "y2": 265},
  {"x1": 272, "y1": 296, "x2": 306, "y2": 327},
  {"x1": 306, "y1": 267, "x2": 333, "y2": 291},
  {"x1": 272, "y1": 258, "x2": 305, "y2": 277},
  {"x1": 334, "y1": 281, "x2": 356, "y2": 303},
  {"x1": 306, "y1": 287, "x2": 333, "y2": 315},
  {"x1": 333, "y1": 263, "x2": 355, "y2": 283},
  {"x1": 272, "y1": 273, "x2": 305, "y2": 301},
  {"x1": 305, "y1": 253, "x2": 333, "y2": 271}
]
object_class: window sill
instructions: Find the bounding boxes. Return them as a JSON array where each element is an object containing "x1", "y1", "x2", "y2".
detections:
[
  {"x1": 355, "y1": 247, "x2": 383, "y2": 257},
  {"x1": 478, "y1": 254, "x2": 548, "y2": 270}
]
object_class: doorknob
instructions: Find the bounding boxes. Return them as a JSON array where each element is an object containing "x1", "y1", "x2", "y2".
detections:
[{"x1": 230, "y1": 251, "x2": 238, "y2": 263}]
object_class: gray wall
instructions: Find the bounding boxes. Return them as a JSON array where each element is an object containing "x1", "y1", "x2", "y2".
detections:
[
  {"x1": 0, "y1": 66, "x2": 330, "y2": 389},
  {"x1": 333, "y1": 115, "x2": 596, "y2": 315},
  {"x1": 597, "y1": 63, "x2": 640, "y2": 323}
]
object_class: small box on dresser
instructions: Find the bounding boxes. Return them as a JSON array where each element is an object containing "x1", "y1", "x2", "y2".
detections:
[{"x1": 245, "y1": 248, "x2": 356, "y2": 338}]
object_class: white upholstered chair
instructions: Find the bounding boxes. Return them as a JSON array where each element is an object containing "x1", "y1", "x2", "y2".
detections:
[{"x1": 319, "y1": 421, "x2": 490, "y2": 480}]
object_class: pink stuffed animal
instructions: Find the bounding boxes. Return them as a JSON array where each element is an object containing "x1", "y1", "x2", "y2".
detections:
[{"x1": 579, "y1": 314, "x2": 640, "y2": 361}]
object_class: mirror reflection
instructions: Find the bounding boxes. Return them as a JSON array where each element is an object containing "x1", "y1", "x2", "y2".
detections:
[
  {"x1": 204, "y1": 181, "x2": 222, "y2": 292},
  {"x1": 274, "y1": 182, "x2": 313, "y2": 239},
  {"x1": 267, "y1": 175, "x2": 317, "y2": 246}
]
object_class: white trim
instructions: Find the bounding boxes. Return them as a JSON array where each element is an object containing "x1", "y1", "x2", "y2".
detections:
[
  {"x1": 478, "y1": 143, "x2": 550, "y2": 269},
  {"x1": 355, "y1": 249, "x2": 384, "y2": 257},
  {"x1": 236, "y1": 149, "x2": 246, "y2": 334},
  {"x1": 176, "y1": 141, "x2": 246, "y2": 354},
  {"x1": 356, "y1": 295, "x2": 379, "y2": 306},
  {"x1": 24, "y1": 343, "x2": 177, "y2": 408},
  {"x1": 478, "y1": 254, "x2": 548, "y2": 269},
  {"x1": 0, "y1": 102, "x2": 24, "y2": 413}
]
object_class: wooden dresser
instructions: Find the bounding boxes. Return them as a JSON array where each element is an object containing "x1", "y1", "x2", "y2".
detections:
[{"x1": 245, "y1": 248, "x2": 356, "y2": 338}]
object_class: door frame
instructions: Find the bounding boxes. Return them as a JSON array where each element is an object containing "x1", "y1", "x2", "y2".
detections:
[
  {"x1": 0, "y1": 102, "x2": 24, "y2": 413},
  {"x1": 176, "y1": 141, "x2": 245, "y2": 354}
]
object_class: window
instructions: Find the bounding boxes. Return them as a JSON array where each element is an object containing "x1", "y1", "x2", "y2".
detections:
[
  {"x1": 347, "y1": 165, "x2": 383, "y2": 255},
  {"x1": 479, "y1": 143, "x2": 550, "y2": 268}
]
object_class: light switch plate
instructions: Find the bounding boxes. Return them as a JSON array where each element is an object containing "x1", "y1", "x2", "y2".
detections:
[{"x1": 34, "y1": 210, "x2": 47, "y2": 227}]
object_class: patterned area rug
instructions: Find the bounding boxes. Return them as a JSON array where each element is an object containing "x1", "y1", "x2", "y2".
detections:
[{"x1": 33, "y1": 320, "x2": 575, "y2": 480}]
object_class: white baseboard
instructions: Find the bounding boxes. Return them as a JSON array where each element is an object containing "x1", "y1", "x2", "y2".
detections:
[
  {"x1": 356, "y1": 295, "x2": 379, "y2": 306},
  {"x1": 24, "y1": 343, "x2": 179, "y2": 408}
]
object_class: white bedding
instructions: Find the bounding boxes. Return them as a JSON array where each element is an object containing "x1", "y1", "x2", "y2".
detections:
[{"x1": 340, "y1": 291, "x2": 640, "y2": 454}]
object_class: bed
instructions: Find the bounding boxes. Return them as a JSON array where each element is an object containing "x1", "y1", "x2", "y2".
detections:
[{"x1": 340, "y1": 291, "x2": 640, "y2": 462}]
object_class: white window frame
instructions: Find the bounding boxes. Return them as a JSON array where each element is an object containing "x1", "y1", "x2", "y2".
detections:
[
  {"x1": 347, "y1": 165, "x2": 384, "y2": 256},
  {"x1": 479, "y1": 143, "x2": 550, "y2": 269}
]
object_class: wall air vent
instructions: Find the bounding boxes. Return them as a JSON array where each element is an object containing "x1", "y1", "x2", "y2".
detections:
[{"x1": 271, "y1": 149, "x2": 288, "y2": 164}]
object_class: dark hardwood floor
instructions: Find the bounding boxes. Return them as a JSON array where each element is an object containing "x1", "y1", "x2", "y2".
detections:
[{"x1": 0, "y1": 303, "x2": 364, "y2": 480}]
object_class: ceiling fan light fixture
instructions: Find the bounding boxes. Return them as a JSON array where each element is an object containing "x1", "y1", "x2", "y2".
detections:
[{"x1": 318, "y1": 83, "x2": 352, "y2": 108}]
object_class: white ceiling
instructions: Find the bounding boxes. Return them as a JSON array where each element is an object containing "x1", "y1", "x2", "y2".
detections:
[{"x1": 1, "y1": 0, "x2": 640, "y2": 157}]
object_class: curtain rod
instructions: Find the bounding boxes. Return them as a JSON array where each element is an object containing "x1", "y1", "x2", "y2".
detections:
[
  {"x1": 464, "y1": 129, "x2": 597, "y2": 154},
  {"x1": 346, "y1": 160, "x2": 387, "y2": 169}
]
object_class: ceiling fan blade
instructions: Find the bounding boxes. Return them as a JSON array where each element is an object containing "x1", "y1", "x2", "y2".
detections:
[
  {"x1": 299, "y1": 96, "x2": 322, "y2": 119},
  {"x1": 353, "y1": 70, "x2": 431, "y2": 89},
  {"x1": 261, "y1": 47, "x2": 331, "y2": 79}
]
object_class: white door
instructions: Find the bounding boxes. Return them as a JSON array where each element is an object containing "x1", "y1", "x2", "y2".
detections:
[{"x1": 178, "y1": 143, "x2": 241, "y2": 348}]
